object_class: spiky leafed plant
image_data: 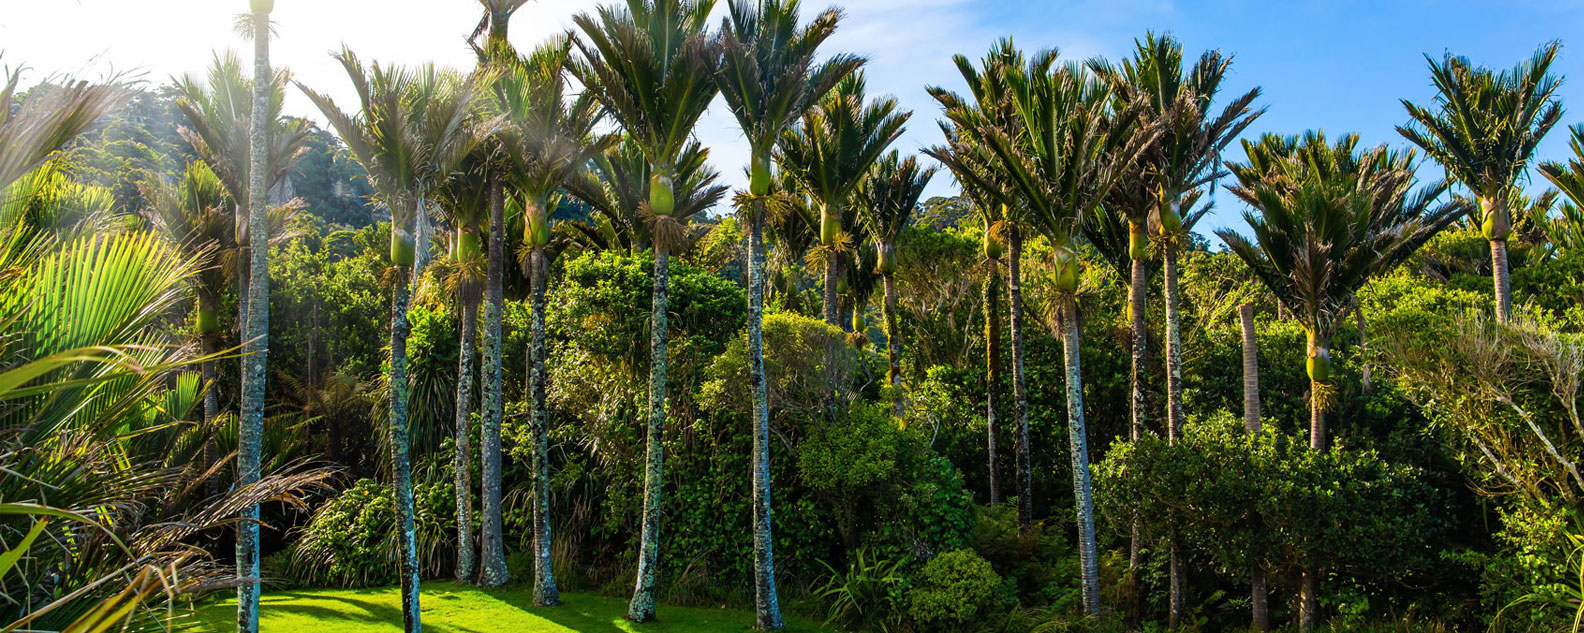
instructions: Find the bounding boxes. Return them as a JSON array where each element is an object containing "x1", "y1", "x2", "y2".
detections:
[
  {"x1": 567, "y1": 0, "x2": 723, "y2": 620},
  {"x1": 857, "y1": 151, "x2": 935, "y2": 407},
  {"x1": 715, "y1": 2, "x2": 860, "y2": 624},
  {"x1": 494, "y1": 35, "x2": 614, "y2": 606},
  {"x1": 1541, "y1": 125, "x2": 1584, "y2": 254},
  {"x1": 1399, "y1": 42, "x2": 1562, "y2": 324},
  {"x1": 0, "y1": 65, "x2": 124, "y2": 191},
  {"x1": 465, "y1": 0, "x2": 529, "y2": 589},
  {"x1": 777, "y1": 72, "x2": 908, "y2": 330},
  {"x1": 566, "y1": 137, "x2": 727, "y2": 255},
  {"x1": 299, "y1": 50, "x2": 482, "y2": 633},
  {"x1": 1218, "y1": 131, "x2": 1462, "y2": 629},
  {"x1": 926, "y1": 39, "x2": 1037, "y2": 533}
]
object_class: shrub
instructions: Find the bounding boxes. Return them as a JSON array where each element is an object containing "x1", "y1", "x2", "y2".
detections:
[
  {"x1": 285, "y1": 477, "x2": 456, "y2": 588},
  {"x1": 910, "y1": 549, "x2": 1010, "y2": 632}
]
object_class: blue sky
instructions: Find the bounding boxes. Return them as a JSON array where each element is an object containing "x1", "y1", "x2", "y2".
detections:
[{"x1": 6, "y1": 0, "x2": 1584, "y2": 241}]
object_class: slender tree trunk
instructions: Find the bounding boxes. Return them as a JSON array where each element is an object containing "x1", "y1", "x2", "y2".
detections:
[
  {"x1": 1059, "y1": 295, "x2": 1101, "y2": 615},
  {"x1": 236, "y1": 12, "x2": 271, "y2": 633},
  {"x1": 1299, "y1": 569, "x2": 1319, "y2": 631},
  {"x1": 389, "y1": 262, "x2": 422, "y2": 633},
  {"x1": 1300, "y1": 331, "x2": 1330, "y2": 631},
  {"x1": 1007, "y1": 227, "x2": 1033, "y2": 533},
  {"x1": 985, "y1": 259, "x2": 1002, "y2": 506},
  {"x1": 823, "y1": 255, "x2": 840, "y2": 327},
  {"x1": 1240, "y1": 302, "x2": 1260, "y2": 431},
  {"x1": 882, "y1": 269, "x2": 902, "y2": 415},
  {"x1": 628, "y1": 245, "x2": 671, "y2": 623},
  {"x1": 1128, "y1": 256, "x2": 1147, "y2": 573},
  {"x1": 1163, "y1": 241, "x2": 1186, "y2": 629},
  {"x1": 1240, "y1": 301, "x2": 1268, "y2": 631},
  {"x1": 529, "y1": 249, "x2": 561, "y2": 606},
  {"x1": 1356, "y1": 303, "x2": 1371, "y2": 395},
  {"x1": 201, "y1": 331, "x2": 219, "y2": 500},
  {"x1": 1310, "y1": 376, "x2": 1327, "y2": 451},
  {"x1": 1492, "y1": 238, "x2": 1512, "y2": 324},
  {"x1": 480, "y1": 177, "x2": 509, "y2": 587},
  {"x1": 747, "y1": 210, "x2": 784, "y2": 631},
  {"x1": 453, "y1": 286, "x2": 478, "y2": 583}
]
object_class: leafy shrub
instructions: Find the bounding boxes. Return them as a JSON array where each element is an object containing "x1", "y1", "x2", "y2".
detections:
[
  {"x1": 816, "y1": 546, "x2": 911, "y2": 631},
  {"x1": 910, "y1": 549, "x2": 1011, "y2": 632},
  {"x1": 285, "y1": 477, "x2": 457, "y2": 588}
]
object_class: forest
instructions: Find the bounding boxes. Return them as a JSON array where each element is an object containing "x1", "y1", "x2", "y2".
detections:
[{"x1": 4, "y1": 1, "x2": 1584, "y2": 632}]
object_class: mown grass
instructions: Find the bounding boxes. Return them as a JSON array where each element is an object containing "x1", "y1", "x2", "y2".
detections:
[{"x1": 186, "y1": 582, "x2": 834, "y2": 632}]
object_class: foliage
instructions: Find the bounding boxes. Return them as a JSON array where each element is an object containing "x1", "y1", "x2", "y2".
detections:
[
  {"x1": 910, "y1": 549, "x2": 1012, "y2": 632},
  {"x1": 286, "y1": 477, "x2": 458, "y2": 588}
]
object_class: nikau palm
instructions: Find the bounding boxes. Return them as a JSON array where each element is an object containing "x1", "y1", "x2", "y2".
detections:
[
  {"x1": 468, "y1": 0, "x2": 531, "y2": 588},
  {"x1": 927, "y1": 40, "x2": 1035, "y2": 533},
  {"x1": 714, "y1": 0, "x2": 860, "y2": 627},
  {"x1": 1399, "y1": 42, "x2": 1562, "y2": 324},
  {"x1": 496, "y1": 36, "x2": 612, "y2": 606},
  {"x1": 1219, "y1": 131, "x2": 1462, "y2": 629},
  {"x1": 858, "y1": 151, "x2": 935, "y2": 409},
  {"x1": 568, "y1": 0, "x2": 723, "y2": 620},
  {"x1": 299, "y1": 51, "x2": 482, "y2": 633}
]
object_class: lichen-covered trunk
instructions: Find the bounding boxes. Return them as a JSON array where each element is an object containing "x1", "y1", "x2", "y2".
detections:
[
  {"x1": 1251, "y1": 567, "x2": 1269, "y2": 631},
  {"x1": 201, "y1": 333, "x2": 219, "y2": 500},
  {"x1": 747, "y1": 211, "x2": 784, "y2": 631},
  {"x1": 389, "y1": 266, "x2": 422, "y2": 633},
  {"x1": 1240, "y1": 302, "x2": 1260, "y2": 432},
  {"x1": 528, "y1": 249, "x2": 561, "y2": 606},
  {"x1": 1163, "y1": 242, "x2": 1185, "y2": 629},
  {"x1": 628, "y1": 246, "x2": 670, "y2": 623},
  {"x1": 236, "y1": 13, "x2": 271, "y2": 633},
  {"x1": 453, "y1": 289, "x2": 478, "y2": 583},
  {"x1": 1007, "y1": 228, "x2": 1033, "y2": 533},
  {"x1": 1491, "y1": 239, "x2": 1512, "y2": 324},
  {"x1": 1128, "y1": 257, "x2": 1147, "y2": 571},
  {"x1": 882, "y1": 270, "x2": 902, "y2": 415},
  {"x1": 1059, "y1": 295, "x2": 1101, "y2": 616},
  {"x1": 1299, "y1": 569, "x2": 1320, "y2": 631},
  {"x1": 985, "y1": 259, "x2": 1002, "y2": 506},
  {"x1": 1356, "y1": 304, "x2": 1371, "y2": 395},
  {"x1": 1310, "y1": 374, "x2": 1327, "y2": 452},
  {"x1": 480, "y1": 177, "x2": 509, "y2": 587}
]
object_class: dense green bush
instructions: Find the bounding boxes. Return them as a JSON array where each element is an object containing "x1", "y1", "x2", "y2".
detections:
[
  {"x1": 284, "y1": 476, "x2": 457, "y2": 588},
  {"x1": 910, "y1": 549, "x2": 1012, "y2": 632}
]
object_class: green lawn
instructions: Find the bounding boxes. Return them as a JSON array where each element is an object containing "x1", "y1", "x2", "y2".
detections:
[{"x1": 188, "y1": 582, "x2": 835, "y2": 632}]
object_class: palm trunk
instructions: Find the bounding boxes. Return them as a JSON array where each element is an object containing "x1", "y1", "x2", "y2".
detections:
[
  {"x1": 388, "y1": 263, "x2": 422, "y2": 633},
  {"x1": 453, "y1": 286, "x2": 478, "y2": 583},
  {"x1": 1240, "y1": 302, "x2": 1260, "y2": 431},
  {"x1": 1128, "y1": 256, "x2": 1147, "y2": 573},
  {"x1": 1301, "y1": 331, "x2": 1330, "y2": 631},
  {"x1": 1299, "y1": 569, "x2": 1320, "y2": 631},
  {"x1": 628, "y1": 245, "x2": 670, "y2": 623},
  {"x1": 748, "y1": 210, "x2": 784, "y2": 631},
  {"x1": 882, "y1": 269, "x2": 902, "y2": 414},
  {"x1": 1240, "y1": 301, "x2": 1268, "y2": 631},
  {"x1": 823, "y1": 255, "x2": 840, "y2": 327},
  {"x1": 480, "y1": 177, "x2": 510, "y2": 587},
  {"x1": 1007, "y1": 227, "x2": 1033, "y2": 533},
  {"x1": 985, "y1": 259, "x2": 1002, "y2": 506},
  {"x1": 1059, "y1": 295, "x2": 1101, "y2": 616},
  {"x1": 236, "y1": 12, "x2": 271, "y2": 633},
  {"x1": 1310, "y1": 375, "x2": 1327, "y2": 451},
  {"x1": 1356, "y1": 304, "x2": 1371, "y2": 395},
  {"x1": 1163, "y1": 241, "x2": 1185, "y2": 629},
  {"x1": 201, "y1": 329, "x2": 220, "y2": 499},
  {"x1": 529, "y1": 249, "x2": 561, "y2": 606},
  {"x1": 1492, "y1": 239, "x2": 1512, "y2": 324}
]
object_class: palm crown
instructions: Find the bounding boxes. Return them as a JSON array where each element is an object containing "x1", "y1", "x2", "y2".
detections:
[
  {"x1": 857, "y1": 150, "x2": 935, "y2": 274},
  {"x1": 175, "y1": 52, "x2": 311, "y2": 211},
  {"x1": 777, "y1": 72, "x2": 909, "y2": 246}
]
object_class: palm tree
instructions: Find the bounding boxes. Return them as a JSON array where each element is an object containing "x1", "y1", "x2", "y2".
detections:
[
  {"x1": 1399, "y1": 42, "x2": 1562, "y2": 323},
  {"x1": 494, "y1": 36, "x2": 613, "y2": 606},
  {"x1": 1089, "y1": 34, "x2": 1261, "y2": 624},
  {"x1": 978, "y1": 200, "x2": 1005, "y2": 506},
  {"x1": 857, "y1": 151, "x2": 935, "y2": 410},
  {"x1": 777, "y1": 72, "x2": 908, "y2": 329},
  {"x1": 238, "y1": 4, "x2": 276, "y2": 629},
  {"x1": 566, "y1": 137, "x2": 728, "y2": 256},
  {"x1": 935, "y1": 46, "x2": 1153, "y2": 616},
  {"x1": 714, "y1": 1, "x2": 859, "y2": 626},
  {"x1": 1540, "y1": 125, "x2": 1584, "y2": 240},
  {"x1": 926, "y1": 39, "x2": 1035, "y2": 533},
  {"x1": 299, "y1": 51, "x2": 483, "y2": 633},
  {"x1": 0, "y1": 65, "x2": 124, "y2": 191},
  {"x1": 567, "y1": 0, "x2": 723, "y2": 620},
  {"x1": 467, "y1": 0, "x2": 531, "y2": 589},
  {"x1": 1218, "y1": 131, "x2": 1462, "y2": 629},
  {"x1": 430, "y1": 148, "x2": 491, "y2": 583}
]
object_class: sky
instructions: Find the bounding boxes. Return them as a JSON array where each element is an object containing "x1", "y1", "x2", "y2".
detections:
[{"x1": 3, "y1": 0, "x2": 1583, "y2": 240}]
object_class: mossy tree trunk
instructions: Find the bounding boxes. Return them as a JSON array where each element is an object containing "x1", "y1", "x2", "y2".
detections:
[
  {"x1": 1059, "y1": 294, "x2": 1101, "y2": 616},
  {"x1": 453, "y1": 281, "x2": 479, "y2": 583},
  {"x1": 1239, "y1": 301, "x2": 1268, "y2": 631},
  {"x1": 1007, "y1": 226, "x2": 1032, "y2": 533},
  {"x1": 480, "y1": 176, "x2": 509, "y2": 587},
  {"x1": 1163, "y1": 240, "x2": 1186, "y2": 629},
  {"x1": 388, "y1": 257, "x2": 422, "y2": 633},
  {"x1": 985, "y1": 258, "x2": 1002, "y2": 506},
  {"x1": 882, "y1": 265, "x2": 902, "y2": 414},
  {"x1": 628, "y1": 245, "x2": 671, "y2": 623},
  {"x1": 1127, "y1": 247, "x2": 1148, "y2": 574},
  {"x1": 236, "y1": 8, "x2": 271, "y2": 632},
  {"x1": 747, "y1": 208, "x2": 784, "y2": 631}
]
